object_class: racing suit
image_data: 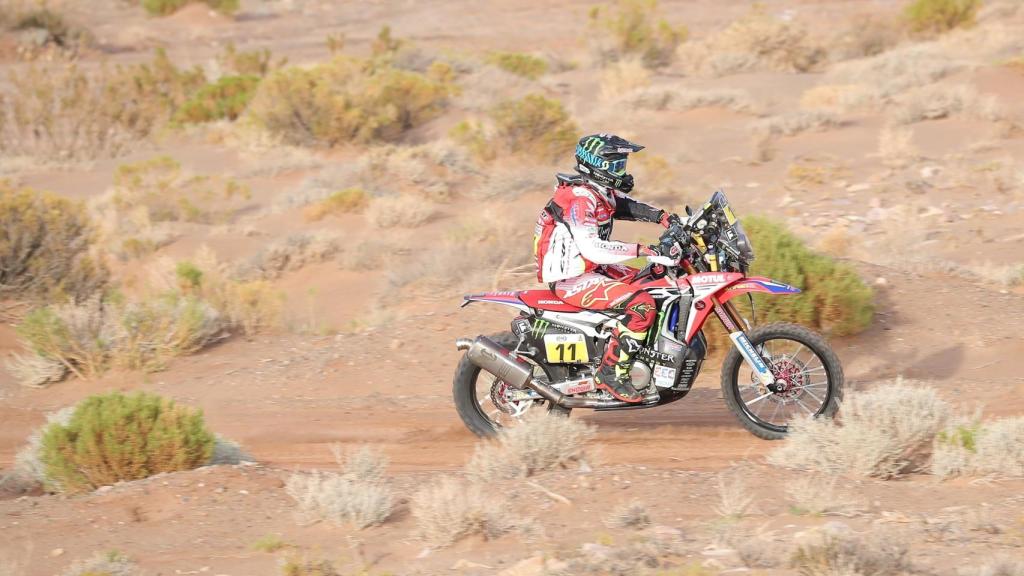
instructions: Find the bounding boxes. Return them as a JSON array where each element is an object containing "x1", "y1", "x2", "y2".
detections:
[{"x1": 534, "y1": 179, "x2": 671, "y2": 401}]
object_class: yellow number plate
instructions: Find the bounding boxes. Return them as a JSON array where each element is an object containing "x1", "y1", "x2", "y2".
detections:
[{"x1": 543, "y1": 333, "x2": 589, "y2": 364}]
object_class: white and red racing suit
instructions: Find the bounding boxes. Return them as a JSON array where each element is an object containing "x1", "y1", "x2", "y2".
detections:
[{"x1": 533, "y1": 180, "x2": 672, "y2": 395}]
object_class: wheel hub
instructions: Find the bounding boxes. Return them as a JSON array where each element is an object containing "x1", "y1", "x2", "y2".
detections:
[
  {"x1": 489, "y1": 377, "x2": 532, "y2": 417},
  {"x1": 769, "y1": 357, "x2": 808, "y2": 398}
]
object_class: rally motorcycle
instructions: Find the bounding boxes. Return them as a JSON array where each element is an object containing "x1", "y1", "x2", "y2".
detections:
[{"x1": 453, "y1": 191, "x2": 843, "y2": 440}]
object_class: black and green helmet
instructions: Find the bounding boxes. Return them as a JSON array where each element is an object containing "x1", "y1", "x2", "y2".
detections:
[{"x1": 574, "y1": 133, "x2": 644, "y2": 192}]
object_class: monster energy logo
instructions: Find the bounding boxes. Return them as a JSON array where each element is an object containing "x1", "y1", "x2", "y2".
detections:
[{"x1": 531, "y1": 319, "x2": 549, "y2": 339}]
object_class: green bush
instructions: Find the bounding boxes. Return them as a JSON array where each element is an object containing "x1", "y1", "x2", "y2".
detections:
[
  {"x1": 39, "y1": 391, "x2": 214, "y2": 493},
  {"x1": 485, "y1": 51, "x2": 549, "y2": 80},
  {"x1": 452, "y1": 94, "x2": 577, "y2": 163},
  {"x1": 589, "y1": 0, "x2": 688, "y2": 68},
  {"x1": 0, "y1": 186, "x2": 108, "y2": 303},
  {"x1": 218, "y1": 42, "x2": 285, "y2": 77},
  {"x1": 173, "y1": 74, "x2": 260, "y2": 124},
  {"x1": 141, "y1": 0, "x2": 238, "y2": 16},
  {"x1": 247, "y1": 56, "x2": 454, "y2": 147},
  {"x1": 904, "y1": 0, "x2": 979, "y2": 34},
  {"x1": 110, "y1": 155, "x2": 250, "y2": 223},
  {"x1": 303, "y1": 188, "x2": 370, "y2": 220},
  {"x1": 744, "y1": 216, "x2": 874, "y2": 336}
]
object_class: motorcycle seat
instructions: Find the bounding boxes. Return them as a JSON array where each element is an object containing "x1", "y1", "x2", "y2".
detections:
[{"x1": 517, "y1": 290, "x2": 584, "y2": 312}]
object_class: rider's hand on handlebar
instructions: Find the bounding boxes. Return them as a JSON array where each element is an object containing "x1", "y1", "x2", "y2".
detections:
[
  {"x1": 646, "y1": 254, "x2": 677, "y2": 267},
  {"x1": 659, "y1": 213, "x2": 683, "y2": 229}
]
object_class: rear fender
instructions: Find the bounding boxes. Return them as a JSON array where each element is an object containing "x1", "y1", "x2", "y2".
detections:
[
  {"x1": 717, "y1": 277, "x2": 800, "y2": 304},
  {"x1": 462, "y1": 292, "x2": 531, "y2": 313}
]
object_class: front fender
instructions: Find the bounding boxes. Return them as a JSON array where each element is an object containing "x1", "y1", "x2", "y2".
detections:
[
  {"x1": 717, "y1": 276, "x2": 801, "y2": 304},
  {"x1": 462, "y1": 292, "x2": 531, "y2": 313}
]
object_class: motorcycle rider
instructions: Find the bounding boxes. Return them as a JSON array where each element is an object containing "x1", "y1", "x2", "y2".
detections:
[{"x1": 534, "y1": 134, "x2": 680, "y2": 403}]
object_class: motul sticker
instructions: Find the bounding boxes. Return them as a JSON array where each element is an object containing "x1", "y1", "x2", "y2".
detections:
[{"x1": 691, "y1": 274, "x2": 727, "y2": 285}]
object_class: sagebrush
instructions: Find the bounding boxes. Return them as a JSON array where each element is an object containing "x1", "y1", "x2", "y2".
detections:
[
  {"x1": 769, "y1": 380, "x2": 951, "y2": 478},
  {"x1": 452, "y1": 93, "x2": 577, "y2": 162},
  {"x1": 0, "y1": 185, "x2": 107, "y2": 303},
  {"x1": 39, "y1": 391, "x2": 215, "y2": 493},
  {"x1": 60, "y1": 551, "x2": 138, "y2": 576},
  {"x1": 466, "y1": 412, "x2": 595, "y2": 481},
  {"x1": 588, "y1": 0, "x2": 687, "y2": 68},
  {"x1": 905, "y1": 0, "x2": 979, "y2": 34},
  {"x1": 410, "y1": 475, "x2": 526, "y2": 547},
  {"x1": 286, "y1": 445, "x2": 393, "y2": 529},
  {"x1": 791, "y1": 525, "x2": 911, "y2": 576}
]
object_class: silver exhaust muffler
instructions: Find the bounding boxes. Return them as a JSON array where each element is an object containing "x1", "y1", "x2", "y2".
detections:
[{"x1": 455, "y1": 336, "x2": 658, "y2": 409}]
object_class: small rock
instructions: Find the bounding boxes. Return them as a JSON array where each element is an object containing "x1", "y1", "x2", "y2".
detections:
[
  {"x1": 648, "y1": 525, "x2": 683, "y2": 543},
  {"x1": 580, "y1": 543, "x2": 612, "y2": 560},
  {"x1": 416, "y1": 547, "x2": 432, "y2": 559},
  {"x1": 846, "y1": 183, "x2": 871, "y2": 192},
  {"x1": 238, "y1": 490, "x2": 249, "y2": 495},
  {"x1": 452, "y1": 559, "x2": 492, "y2": 571},
  {"x1": 920, "y1": 166, "x2": 942, "y2": 178},
  {"x1": 498, "y1": 555, "x2": 545, "y2": 576},
  {"x1": 874, "y1": 277, "x2": 888, "y2": 286},
  {"x1": 50, "y1": 548, "x2": 64, "y2": 557}
]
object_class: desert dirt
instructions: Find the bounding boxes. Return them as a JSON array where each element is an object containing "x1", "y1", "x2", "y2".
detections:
[{"x1": 2, "y1": 0, "x2": 1024, "y2": 575}]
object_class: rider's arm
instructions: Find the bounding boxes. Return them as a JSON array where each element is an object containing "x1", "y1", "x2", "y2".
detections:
[
  {"x1": 612, "y1": 190, "x2": 666, "y2": 224},
  {"x1": 567, "y1": 197, "x2": 645, "y2": 264}
]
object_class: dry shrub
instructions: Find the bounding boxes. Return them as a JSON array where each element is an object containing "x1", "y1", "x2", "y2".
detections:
[
  {"x1": 5, "y1": 352, "x2": 68, "y2": 388},
  {"x1": 828, "y1": 14, "x2": 904, "y2": 61},
  {"x1": 105, "y1": 156, "x2": 251, "y2": 224},
  {"x1": 40, "y1": 391, "x2": 215, "y2": 493},
  {"x1": 365, "y1": 195, "x2": 438, "y2": 229},
  {"x1": 0, "y1": 405, "x2": 74, "y2": 492},
  {"x1": 743, "y1": 216, "x2": 874, "y2": 336},
  {"x1": 588, "y1": 0, "x2": 688, "y2": 68},
  {"x1": 247, "y1": 55, "x2": 454, "y2": 147},
  {"x1": 791, "y1": 524, "x2": 911, "y2": 576},
  {"x1": 799, "y1": 84, "x2": 877, "y2": 114},
  {"x1": 410, "y1": 476, "x2": 526, "y2": 547},
  {"x1": 605, "y1": 500, "x2": 652, "y2": 529},
  {"x1": 485, "y1": 51, "x2": 548, "y2": 80},
  {"x1": 751, "y1": 111, "x2": 842, "y2": 138},
  {"x1": 4, "y1": 5, "x2": 93, "y2": 60},
  {"x1": 281, "y1": 557, "x2": 340, "y2": 576},
  {"x1": 967, "y1": 558, "x2": 1024, "y2": 576},
  {"x1": 620, "y1": 86, "x2": 757, "y2": 114},
  {"x1": 173, "y1": 74, "x2": 260, "y2": 124},
  {"x1": 677, "y1": 7, "x2": 825, "y2": 76},
  {"x1": 0, "y1": 185, "x2": 108, "y2": 303},
  {"x1": 825, "y1": 45, "x2": 959, "y2": 99},
  {"x1": 239, "y1": 233, "x2": 341, "y2": 280},
  {"x1": 451, "y1": 93, "x2": 577, "y2": 163},
  {"x1": 0, "y1": 50, "x2": 205, "y2": 161},
  {"x1": 286, "y1": 445, "x2": 393, "y2": 529},
  {"x1": 769, "y1": 380, "x2": 951, "y2": 478},
  {"x1": 142, "y1": 0, "x2": 238, "y2": 16},
  {"x1": 905, "y1": 0, "x2": 980, "y2": 35},
  {"x1": 217, "y1": 41, "x2": 285, "y2": 77},
  {"x1": 167, "y1": 255, "x2": 284, "y2": 336},
  {"x1": 466, "y1": 412, "x2": 596, "y2": 481},
  {"x1": 600, "y1": 58, "x2": 651, "y2": 101},
  {"x1": 60, "y1": 551, "x2": 138, "y2": 576},
  {"x1": 714, "y1": 467, "x2": 756, "y2": 518},
  {"x1": 303, "y1": 188, "x2": 370, "y2": 220},
  {"x1": 785, "y1": 475, "x2": 864, "y2": 516},
  {"x1": 891, "y1": 84, "x2": 1002, "y2": 124},
  {"x1": 387, "y1": 210, "x2": 531, "y2": 291},
  {"x1": 933, "y1": 416, "x2": 1024, "y2": 477},
  {"x1": 877, "y1": 124, "x2": 918, "y2": 168},
  {"x1": 562, "y1": 537, "x2": 690, "y2": 574},
  {"x1": 338, "y1": 239, "x2": 388, "y2": 271}
]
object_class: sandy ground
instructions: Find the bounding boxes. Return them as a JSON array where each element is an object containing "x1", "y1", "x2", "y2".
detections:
[{"x1": 2, "y1": 0, "x2": 1024, "y2": 574}]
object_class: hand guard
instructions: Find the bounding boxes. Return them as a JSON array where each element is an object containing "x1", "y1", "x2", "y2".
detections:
[{"x1": 659, "y1": 212, "x2": 683, "y2": 229}]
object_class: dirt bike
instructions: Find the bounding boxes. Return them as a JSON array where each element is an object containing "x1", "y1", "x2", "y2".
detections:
[{"x1": 453, "y1": 190, "x2": 843, "y2": 440}]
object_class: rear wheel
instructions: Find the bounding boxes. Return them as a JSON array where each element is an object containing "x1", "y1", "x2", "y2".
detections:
[
  {"x1": 721, "y1": 323, "x2": 843, "y2": 440},
  {"x1": 453, "y1": 331, "x2": 570, "y2": 438}
]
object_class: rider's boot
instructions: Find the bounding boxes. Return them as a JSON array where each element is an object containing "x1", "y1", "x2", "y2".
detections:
[{"x1": 594, "y1": 328, "x2": 646, "y2": 403}]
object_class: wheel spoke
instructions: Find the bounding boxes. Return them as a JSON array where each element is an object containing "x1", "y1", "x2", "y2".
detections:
[
  {"x1": 769, "y1": 398, "x2": 782, "y2": 423},
  {"x1": 801, "y1": 386, "x2": 824, "y2": 404},
  {"x1": 745, "y1": 390, "x2": 775, "y2": 406},
  {"x1": 794, "y1": 396, "x2": 814, "y2": 415}
]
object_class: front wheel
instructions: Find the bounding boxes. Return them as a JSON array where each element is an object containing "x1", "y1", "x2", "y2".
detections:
[
  {"x1": 453, "y1": 332, "x2": 570, "y2": 438},
  {"x1": 721, "y1": 323, "x2": 843, "y2": 440}
]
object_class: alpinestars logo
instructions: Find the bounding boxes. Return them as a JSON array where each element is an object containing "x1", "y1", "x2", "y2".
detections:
[{"x1": 628, "y1": 301, "x2": 655, "y2": 320}]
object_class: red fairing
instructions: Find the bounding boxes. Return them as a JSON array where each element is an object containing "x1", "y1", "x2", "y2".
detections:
[{"x1": 518, "y1": 290, "x2": 584, "y2": 312}]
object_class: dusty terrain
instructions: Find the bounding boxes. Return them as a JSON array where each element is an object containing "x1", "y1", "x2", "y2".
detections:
[{"x1": 2, "y1": 0, "x2": 1024, "y2": 574}]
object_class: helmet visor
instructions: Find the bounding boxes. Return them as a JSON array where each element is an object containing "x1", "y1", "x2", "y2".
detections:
[{"x1": 607, "y1": 157, "x2": 627, "y2": 176}]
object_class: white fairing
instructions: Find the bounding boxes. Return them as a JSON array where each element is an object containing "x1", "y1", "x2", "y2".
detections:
[{"x1": 683, "y1": 279, "x2": 732, "y2": 340}]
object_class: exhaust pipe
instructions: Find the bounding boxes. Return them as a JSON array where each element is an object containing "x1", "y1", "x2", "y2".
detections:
[{"x1": 455, "y1": 336, "x2": 656, "y2": 409}]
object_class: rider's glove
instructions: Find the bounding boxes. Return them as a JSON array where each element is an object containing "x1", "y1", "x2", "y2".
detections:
[
  {"x1": 659, "y1": 212, "x2": 683, "y2": 229},
  {"x1": 637, "y1": 245, "x2": 658, "y2": 257},
  {"x1": 646, "y1": 255, "x2": 676, "y2": 267}
]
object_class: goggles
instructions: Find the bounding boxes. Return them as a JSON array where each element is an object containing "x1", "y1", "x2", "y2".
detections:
[{"x1": 607, "y1": 158, "x2": 627, "y2": 176}]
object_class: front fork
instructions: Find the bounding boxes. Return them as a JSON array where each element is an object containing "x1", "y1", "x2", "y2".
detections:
[{"x1": 712, "y1": 297, "x2": 777, "y2": 389}]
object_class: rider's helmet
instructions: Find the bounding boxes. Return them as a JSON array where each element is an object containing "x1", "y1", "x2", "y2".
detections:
[{"x1": 573, "y1": 133, "x2": 644, "y2": 193}]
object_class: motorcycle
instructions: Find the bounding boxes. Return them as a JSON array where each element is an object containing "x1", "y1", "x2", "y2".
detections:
[{"x1": 452, "y1": 190, "x2": 843, "y2": 440}]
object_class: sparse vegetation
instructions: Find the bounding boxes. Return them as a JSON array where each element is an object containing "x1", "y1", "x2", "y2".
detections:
[
  {"x1": 485, "y1": 51, "x2": 548, "y2": 79},
  {"x1": 713, "y1": 467, "x2": 756, "y2": 518},
  {"x1": 285, "y1": 446, "x2": 393, "y2": 529},
  {"x1": 466, "y1": 412, "x2": 595, "y2": 481},
  {"x1": 39, "y1": 391, "x2": 215, "y2": 493},
  {"x1": 605, "y1": 500, "x2": 652, "y2": 529},
  {"x1": 239, "y1": 233, "x2": 341, "y2": 281},
  {"x1": 621, "y1": 86, "x2": 757, "y2": 114},
  {"x1": 786, "y1": 474, "x2": 864, "y2": 516},
  {"x1": 5, "y1": 6, "x2": 93, "y2": 58},
  {"x1": 904, "y1": 0, "x2": 979, "y2": 35},
  {"x1": 365, "y1": 194, "x2": 438, "y2": 228},
  {"x1": 791, "y1": 525, "x2": 911, "y2": 576},
  {"x1": 677, "y1": 6, "x2": 824, "y2": 76},
  {"x1": 0, "y1": 50, "x2": 206, "y2": 161},
  {"x1": 588, "y1": 0, "x2": 687, "y2": 68},
  {"x1": 60, "y1": 551, "x2": 138, "y2": 576},
  {"x1": 280, "y1": 557, "x2": 340, "y2": 576},
  {"x1": 451, "y1": 93, "x2": 577, "y2": 162},
  {"x1": 770, "y1": 380, "x2": 951, "y2": 478},
  {"x1": 303, "y1": 188, "x2": 370, "y2": 220},
  {"x1": 0, "y1": 186, "x2": 108, "y2": 303},
  {"x1": 891, "y1": 84, "x2": 1002, "y2": 124},
  {"x1": 218, "y1": 42, "x2": 285, "y2": 77},
  {"x1": 744, "y1": 216, "x2": 874, "y2": 336},
  {"x1": 751, "y1": 111, "x2": 843, "y2": 138},
  {"x1": 248, "y1": 55, "x2": 454, "y2": 147},
  {"x1": 252, "y1": 535, "x2": 288, "y2": 553},
  {"x1": 174, "y1": 74, "x2": 261, "y2": 124},
  {"x1": 933, "y1": 416, "x2": 1024, "y2": 477},
  {"x1": 141, "y1": 0, "x2": 239, "y2": 17},
  {"x1": 410, "y1": 475, "x2": 527, "y2": 547}
]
